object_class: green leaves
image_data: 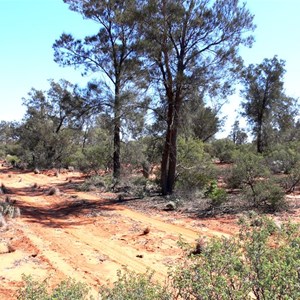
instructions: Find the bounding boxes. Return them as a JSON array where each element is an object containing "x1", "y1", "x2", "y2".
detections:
[
  {"x1": 98, "y1": 269, "x2": 171, "y2": 300},
  {"x1": 172, "y1": 217, "x2": 300, "y2": 299},
  {"x1": 16, "y1": 275, "x2": 90, "y2": 300}
]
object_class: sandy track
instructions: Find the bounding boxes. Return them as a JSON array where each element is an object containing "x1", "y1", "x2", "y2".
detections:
[{"x1": 0, "y1": 166, "x2": 238, "y2": 299}]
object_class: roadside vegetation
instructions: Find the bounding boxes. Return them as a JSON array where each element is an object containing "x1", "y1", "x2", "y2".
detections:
[
  {"x1": 16, "y1": 217, "x2": 300, "y2": 300},
  {"x1": 0, "y1": 0, "x2": 300, "y2": 298}
]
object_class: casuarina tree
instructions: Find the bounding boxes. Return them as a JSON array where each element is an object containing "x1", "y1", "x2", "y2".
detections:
[
  {"x1": 53, "y1": 0, "x2": 145, "y2": 179},
  {"x1": 241, "y1": 56, "x2": 297, "y2": 153},
  {"x1": 138, "y1": 0, "x2": 255, "y2": 194}
]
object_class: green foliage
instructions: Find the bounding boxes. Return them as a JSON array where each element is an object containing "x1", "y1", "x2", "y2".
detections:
[
  {"x1": 226, "y1": 151, "x2": 286, "y2": 211},
  {"x1": 121, "y1": 139, "x2": 147, "y2": 171},
  {"x1": 71, "y1": 146, "x2": 111, "y2": 175},
  {"x1": 98, "y1": 270, "x2": 171, "y2": 300},
  {"x1": 226, "y1": 151, "x2": 269, "y2": 189},
  {"x1": 210, "y1": 138, "x2": 237, "y2": 163},
  {"x1": 266, "y1": 142, "x2": 300, "y2": 174},
  {"x1": 176, "y1": 137, "x2": 216, "y2": 191},
  {"x1": 16, "y1": 275, "x2": 90, "y2": 300},
  {"x1": 241, "y1": 56, "x2": 298, "y2": 153},
  {"x1": 205, "y1": 180, "x2": 227, "y2": 207},
  {"x1": 181, "y1": 96, "x2": 222, "y2": 142},
  {"x1": 67, "y1": 121, "x2": 113, "y2": 174},
  {"x1": 243, "y1": 179, "x2": 286, "y2": 212},
  {"x1": 16, "y1": 275, "x2": 48, "y2": 300},
  {"x1": 5, "y1": 154, "x2": 20, "y2": 166},
  {"x1": 238, "y1": 217, "x2": 300, "y2": 299},
  {"x1": 172, "y1": 238, "x2": 249, "y2": 299},
  {"x1": 171, "y1": 217, "x2": 300, "y2": 300},
  {"x1": 229, "y1": 120, "x2": 248, "y2": 145},
  {"x1": 279, "y1": 161, "x2": 300, "y2": 193},
  {"x1": 50, "y1": 279, "x2": 90, "y2": 300},
  {"x1": 18, "y1": 81, "x2": 87, "y2": 168}
]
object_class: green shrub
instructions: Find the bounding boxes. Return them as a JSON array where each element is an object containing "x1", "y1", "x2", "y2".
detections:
[
  {"x1": 226, "y1": 151, "x2": 269, "y2": 189},
  {"x1": 16, "y1": 275, "x2": 90, "y2": 300},
  {"x1": 171, "y1": 217, "x2": 300, "y2": 300},
  {"x1": 50, "y1": 279, "x2": 90, "y2": 300},
  {"x1": 210, "y1": 138, "x2": 237, "y2": 163},
  {"x1": 227, "y1": 151, "x2": 286, "y2": 211},
  {"x1": 265, "y1": 143, "x2": 300, "y2": 174},
  {"x1": 172, "y1": 237, "x2": 249, "y2": 299},
  {"x1": 205, "y1": 180, "x2": 227, "y2": 207},
  {"x1": 278, "y1": 161, "x2": 300, "y2": 193},
  {"x1": 16, "y1": 275, "x2": 48, "y2": 300},
  {"x1": 239, "y1": 217, "x2": 300, "y2": 299},
  {"x1": 176, "y1": 137, "x2": 216, "y2": 191},
  {"x1": 6, "y1": 154, "x2": 20, "y2": 166},
  {"x1": 98, "y1": 270, "x2": 171, "y2": 300},
  {"x1": 70, "y1": 146, "x2": 111, "y2": 175},
  {"x1": 243, "y1": 179, "x2": 286, "y2": 212}
]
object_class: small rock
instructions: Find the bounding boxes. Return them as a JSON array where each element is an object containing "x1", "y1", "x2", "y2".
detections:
[
  {"x1": 143, "y1": 227, "x2": 150, "y2": 235},
  {"x1": 34, "y1": 168, "x2": 40, "y2": 174},
  {"x1": 165, "y1": 201, "x2": 177, "y2": 211},
  {"x1": 47, "y1": 187, "x2": 60, "y2": 196}
]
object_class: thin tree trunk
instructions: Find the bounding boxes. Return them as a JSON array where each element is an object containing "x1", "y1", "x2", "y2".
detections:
[
  {"x1": 161, "y1": 102, "x2": 174, "y2": 195},
  {"x1": 161, "y1": 131, "x2": 170, "y2": 195},
  {"x1": 257, "y1": 122, "x2": 263, "y2": 153},
  {"x1": 113, "y1": 86, "x2": 121, "y2": 179}
]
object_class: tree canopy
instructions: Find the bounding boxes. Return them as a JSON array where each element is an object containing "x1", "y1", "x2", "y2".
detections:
[
  {"x1": 138, "y1": 0, "x2": 255, "y2": 194},
  {"x1": 241, "y1": 56, "x2": 298, "y2": 153}
]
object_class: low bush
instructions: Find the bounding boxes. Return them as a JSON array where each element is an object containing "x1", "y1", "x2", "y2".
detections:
[
  {"x1": 243, "y1": 179, "x2": 286, "y2": 212},
  {"x1": 171, "y1": 217, "x2": 300, "y2": 300},
  {"x1": 278, "y1": 161, "x2": 300, "y2": 193},
  {"x1": 205, "y1": 180, "x2": 227, "y2": 207},
  {"x1": 226, "y1": 151, "x2": 269, "y2": 189},
  {"x1": 0, "y1": 201, "x2": 21, "y2": 218},
  {"x1": 5, "y1": 154, "x2": 21, "y2": 166},
  {"x1": 265, "y1": 142, "x2": 300, "y2": 174},
  {"x1": 226, "y1": 151, "x2": 286, "y2": 211},
  {"x1": 210, "y1": 138, "x2": 237, "y2": 163},
  {"x1": 98, "y1": 270, "x2": 171, "y2": 300},
  {"x1": 16, "y1": 275, "x2": 90, "y2": 300}
]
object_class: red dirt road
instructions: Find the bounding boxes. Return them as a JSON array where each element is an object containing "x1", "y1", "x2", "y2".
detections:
[{"x1": 0, "y1": 165, "x2": 241, "y2": 299}]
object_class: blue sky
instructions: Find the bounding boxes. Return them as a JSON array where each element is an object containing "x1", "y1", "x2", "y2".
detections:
[{"x1": 0, "y1": 0, "x2": 299, "y2": 136}]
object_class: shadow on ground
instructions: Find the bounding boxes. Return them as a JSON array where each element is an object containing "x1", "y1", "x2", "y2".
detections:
[{"x1": 5, "y1": 180, "x2": 143, "y2": 228}]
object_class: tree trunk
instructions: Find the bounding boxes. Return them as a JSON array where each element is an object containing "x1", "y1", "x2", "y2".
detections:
[
  {"x1": 256, "y1": 116, "x2": 264, "y2": 153},
  {"x1": 257, "y1": 127, "x2": 263, "y2": 153},
  {"x1": 161, "y1": 94, "x2": 181, "y2": 195},
  {"x1": 113, "y1": 86, "x2": 121, "y2": 179},
  {"x1": 161, "y1": 106, "x2": 173, "y2": 195}
]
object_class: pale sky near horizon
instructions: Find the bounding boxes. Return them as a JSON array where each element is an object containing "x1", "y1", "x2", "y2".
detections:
[{"x1": 0, "y1": 0, "x2": 299, "y2": 137}]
